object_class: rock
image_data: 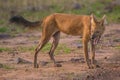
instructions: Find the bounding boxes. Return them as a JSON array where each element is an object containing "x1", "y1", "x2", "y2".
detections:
[
  {"x1": 77, "y1": 44, "x2": 82, "y2": 48},
  {"x1": 113, "y1": 39, "x2": 120, "y2": 42},
  {"x1": 54, "y1": 63, "x2": 62, "y2": 67},
  {"x1": 0, "y1": 34, "x2": 11, "y2": 39},
  {"x1": 104, "y1": 57, "x2": 107, "y2": 59},
  {"x1": 70, "y1": 58, "x2": 85, "y2": 63},
  {"x1": 72, "y1": 3, "x2": 81, "y2": 10},
  {"x1": 15, "y1": 57, "x2": 32, "y2": 64},
  {"x1": 34, "y1": 41, "x2": 39, "y2": 44},
  {"x1": 39, "y1": 61, "x2": 48, "y2": 66}
]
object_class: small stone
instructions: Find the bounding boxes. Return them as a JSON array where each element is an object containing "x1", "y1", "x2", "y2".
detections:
[
  {"x1": 39, "y1": 61, "x2": 48, "y2": 66},
  {"x1": 104, "y1": 57, "x2": 107, "y2": 59},
  {"x1": 15, "y1": 57, "x2": 32, "y2": 64},
  {"x1": 70, "y1": 58, "x2": 84, "y2": 63},
  {"x1": 54, "y1": 63, "x2": 62, "y2": 67},
  {"x1": 86, "y1": 75, "x2": 90, "y2": 79},
  {"x1": 77, "y1": 44, "x2": 82, "y2": 48}
]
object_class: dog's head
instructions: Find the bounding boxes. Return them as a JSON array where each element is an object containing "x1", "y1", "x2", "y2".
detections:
[{"x1": 90, "y1": 14, "x2": 107, "y2": 45}]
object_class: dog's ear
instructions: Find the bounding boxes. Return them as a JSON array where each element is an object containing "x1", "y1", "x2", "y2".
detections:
[
  {"x1": 90, "y1": 14, "x2": 97, "y2": 24},
  {"x1": 101, "y1": 15, "x2": 107, "y2": 26}
]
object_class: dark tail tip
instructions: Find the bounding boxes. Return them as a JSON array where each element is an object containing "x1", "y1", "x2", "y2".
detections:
[{"x1": 9, "y1": 15, "x2": 24, "y2": 23}]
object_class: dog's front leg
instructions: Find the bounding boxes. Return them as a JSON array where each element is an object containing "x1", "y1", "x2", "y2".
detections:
[
  {"x1": 90, "y1": 40, "x2": 100, "y2": 68},
  {"x1": 90, "y1": 40, "x2": 95, "y2": 66},
  {"x1": 83, "y1": 39, "x2": 91, "y2": 68}
]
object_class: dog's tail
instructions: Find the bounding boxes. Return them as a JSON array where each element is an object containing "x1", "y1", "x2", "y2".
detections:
[{"x1": 9, "y1": 16, "x2": 42, "y2": 28}]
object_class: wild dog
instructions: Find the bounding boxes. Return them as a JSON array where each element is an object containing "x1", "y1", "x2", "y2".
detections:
[
  {"x1": 9, "y1": 13, "x2": 106, "y2": 68},
  {"x1": 35, "y1": 13, "x2": 106, "y2": 68}
]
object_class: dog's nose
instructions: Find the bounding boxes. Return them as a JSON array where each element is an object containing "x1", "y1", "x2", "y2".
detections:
[{"x1": 91, "y1": 34, "x2": 97, "y2": 39}]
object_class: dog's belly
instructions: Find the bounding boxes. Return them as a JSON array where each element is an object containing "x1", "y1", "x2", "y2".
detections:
[
  {"x1": 56, "y1": 20, "x2": 84, "y2": 36},
  {"x1": 58, "y1": 26, "x2": 83, "y2": 36},
  {"x1": 62, "y1": 30, "x2": 83, "y2": 36}
]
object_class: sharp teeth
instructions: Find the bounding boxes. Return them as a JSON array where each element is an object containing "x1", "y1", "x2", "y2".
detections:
[{"x1": 93, "y1": 38, "x2": 99, "y2": 45}]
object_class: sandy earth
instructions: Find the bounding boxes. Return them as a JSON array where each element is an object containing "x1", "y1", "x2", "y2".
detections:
[{"x1": 0, "y1": 24, "x2": 120, "y2": 80}]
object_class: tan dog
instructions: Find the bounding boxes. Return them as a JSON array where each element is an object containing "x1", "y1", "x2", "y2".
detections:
[
  {"x1": 10, "y1": 13, "x2": 106, "y2": 68},
  {"x1": 34, "y1": 13, "x2": 106, "y2": 68}
]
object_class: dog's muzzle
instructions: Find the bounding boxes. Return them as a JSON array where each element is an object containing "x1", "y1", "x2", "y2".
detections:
[{"x1": 91, "y1": 35, "x2": 101, "y2": 45}]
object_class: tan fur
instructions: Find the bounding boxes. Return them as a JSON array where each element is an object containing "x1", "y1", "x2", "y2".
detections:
[{"x1": 33, "y1": 13, "x2": 106, "y2": 68}]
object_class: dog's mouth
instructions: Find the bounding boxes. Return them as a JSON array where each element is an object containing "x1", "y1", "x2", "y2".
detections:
[{"x1": 92, "y1": 36, "x2": 101, "y2": 45}]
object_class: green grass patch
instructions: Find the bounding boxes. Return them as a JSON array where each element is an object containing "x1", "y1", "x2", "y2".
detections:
[
  {"x1": 21, "y1": 11, "x2": 50, "y2": 20},
  {"x1": 0, "y1": 47, "x2": 11, "y2": 52},
  {"x1": 17, "y1": 46, "x2": 35, "y2": 53},
  {"x1": 106, "y1": 6, "x2": 120, "y2": 23},
  {"x1": 114, "y1": 45, "x2": 120, "y2": 49},
  {"x1": 57, "y1": 45, "x2": 71, "y2": 54},
  {"x1": 0, "y1": 27, "x2": 8, "y2": 33},
  {"x1": 0, "y1": 64, "x2": 14, "y2": 69},
  {"x1": 51, "y1": 4, "x2": 64, "y2": 13},
  {"x1": 16, "y1": 43, "x2": 71, "y2": 54},
  {"x1": 0, "y1": 20, "x2": 5, "y2": 25},
  {"x1": 41, "y1": 43, "x2": 71, "y2": 54}
]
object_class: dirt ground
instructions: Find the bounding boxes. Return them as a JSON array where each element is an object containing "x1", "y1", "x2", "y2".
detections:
[{"x1": 0, "y1": 24, "x2": 120, "y2": 80}]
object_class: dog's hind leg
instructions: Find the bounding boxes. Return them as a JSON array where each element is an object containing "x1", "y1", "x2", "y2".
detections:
[
  {"x1": 48, "y1": 31, "x2": 61, "y2": 67},
  {"x1": 34, "y1": 35, "x2": 51, "y2": 68}
]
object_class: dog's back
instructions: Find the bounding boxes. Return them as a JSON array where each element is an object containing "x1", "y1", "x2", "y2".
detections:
[{"x1": 43, "y1": 13, "x2": 91, "y2": 36}]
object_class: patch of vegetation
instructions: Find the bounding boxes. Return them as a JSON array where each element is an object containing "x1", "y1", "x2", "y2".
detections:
[
  {"x1": 0, "y1": 27, "x2": 8, "y2": 33},
  {"x1": 41, "y1": 43, "x2": 71, "y2": 54},
  {"x1": 114, "y1": 45, "x2": 120, "y2": 49},
  {"x1": 0, "y1": 20, "x2": 5, "y2": 25},
  {"x1": 17, "y1": 46, "x2": 36, "y2": 53},
  {"x1": 69, "y1": 0, "x2": 120, "y2": 23},
  {"x1": 56, "y1": 44, "x2": 71, "y2": 54},
  {"x1": 21, "y1": 10, "x2": 50, "y2": 20},
  {"x1": 16, "y1": 43, "x2": 71, "y2": 54},
  {"x1": 106, "y1": 6, "x2": 120, "y2": 23},
  {"x1": 41, "y1": 43, "x2": 51, "y2": 52},
  {"x1": 0, "y1": 0, "x2": 119, "y2": 34},
  {"x1": 0, "y1": 64, "x2": 14, "y2": 69},
  {"x1": 0, "y1": 47, "x2": 11, "y2": 52}
]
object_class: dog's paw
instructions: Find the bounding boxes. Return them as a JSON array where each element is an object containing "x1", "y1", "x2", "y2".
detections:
[
  {"x1": 88, "y1": 65, "x2": 94, "y2": 69},
  {"x1": 34, "y1": 64, "x2": 39, "y2": 68},
  {"x1": 92, "y1": 64, "x2": 100, "y2": 69}
]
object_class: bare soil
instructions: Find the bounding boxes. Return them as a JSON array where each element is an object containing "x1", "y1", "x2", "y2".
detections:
[{"x1": 0, "y1": 24, "x2": 120, "y2": 80}]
